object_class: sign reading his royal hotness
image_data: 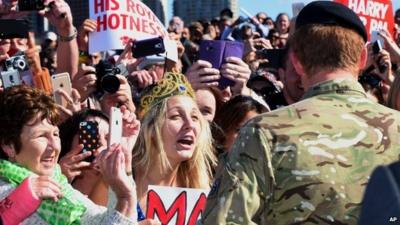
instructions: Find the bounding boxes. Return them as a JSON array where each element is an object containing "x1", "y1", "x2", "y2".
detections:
[{"x1": 88, "y1": 0, "x2": 168, "y2": 53}]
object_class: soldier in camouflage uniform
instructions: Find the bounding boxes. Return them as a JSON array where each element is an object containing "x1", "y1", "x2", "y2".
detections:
[{"x1": 202, "y1": 1, "x2": 400, "y2": 225}]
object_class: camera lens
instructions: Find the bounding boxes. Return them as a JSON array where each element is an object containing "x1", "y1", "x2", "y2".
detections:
[
  {"x1": 14, "y1": 58, "x2": 27, "y2": 71},
  {"x1": 101, "y1": 74, "x2": 120, "y2": 93}
]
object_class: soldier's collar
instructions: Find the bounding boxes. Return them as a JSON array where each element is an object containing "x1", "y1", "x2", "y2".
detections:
[{"x1": 302, "y1": 78, "x2": 367, "y2": 100}]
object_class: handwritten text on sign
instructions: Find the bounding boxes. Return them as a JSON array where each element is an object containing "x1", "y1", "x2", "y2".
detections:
[
  {"x1": 89, "y1": 0, "x2": 168, "y2": 53},
  {"x1": 146, "y1": 186, "x2": 209, "y2": 225}
]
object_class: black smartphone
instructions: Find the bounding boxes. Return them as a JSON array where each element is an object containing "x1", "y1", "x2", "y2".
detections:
[
  {"x1": 79, "y1": 121, "x2": 99, "y2": 162},
  {"x1": 0, "y1": 19, "x2": 29, "y2": 39},
  {"x1": 257, "y1": 49, "x2": 284, "y2": 69},
  {"x1": 18, "y1": 0, "x2": 45, "y2": 11},
  {"x1": 372, "y1": 39, "x2": 383, "y2": 55},
  {"x1": 132, "y1": 37, "x2": 165, "y2": 58}
]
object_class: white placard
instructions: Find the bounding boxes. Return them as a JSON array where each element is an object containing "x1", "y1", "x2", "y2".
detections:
[
  {"x1": 88, "y1": 0, "x2": 169, "y2": 54},
  {"x1": 146, "y1": 185, "x2": 209, "y2": 225}
]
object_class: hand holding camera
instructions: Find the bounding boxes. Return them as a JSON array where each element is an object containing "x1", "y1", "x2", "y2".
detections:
[
  {"x1": 55, "y1": 88, "x2": 81, "y2": 121},
  {"x1": 40, "y1": 0, "x2": 74, "y2": 36},
  {"x1": 100, "y1": 75, "x2": 135, "y2": 115},
  {"x1": 372, "y1": 48, "x2": 393, "y2": 86},
  {"x1": 377, "y1": 29, "x2": 400, "y2": 64},
  {"x1": 372, "y1": 39, "x2": 389, "y2": 74},
  {"x1": 128, "y1": 69, "x2": 158, "y2": 89},
  {"x1": 59, "y1": 143, "x2": 92, "y2": 183},
  {"x1": 1, "y1": 53, "x2": 27, "y2": 88},
  {"x1": 0, "y1": 0, "x2": 30, "y2": 19},
  {"x1": 72, "y1": 63, "x2": 97, "y2": 101}
]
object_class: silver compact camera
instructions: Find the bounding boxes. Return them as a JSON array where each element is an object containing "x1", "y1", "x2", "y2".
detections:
[
  {"x1": 4, "y1": 55, "x2": 29, "y2": 72},
  {"x1": 1, "y1": 54, "x2": 29, "y2": 88}
]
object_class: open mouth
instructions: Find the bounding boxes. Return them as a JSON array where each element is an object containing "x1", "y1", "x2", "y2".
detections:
[
  {"x1": 41, "y1": 156, "x2": 55, "y2": 165},
  {"x1": 177, "y1": 137, "x2": 194, "y2": 148}
]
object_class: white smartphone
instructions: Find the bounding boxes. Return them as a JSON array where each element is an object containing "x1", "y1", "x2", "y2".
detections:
[
  {"x1": 371, "y1": 30, "x2": 384, "y2": 45},
  {"x1": 51, "y1": 72, "x2": 72, "y2": 107},
  {"x1": 1, "y1": 70, "x2": 21, "y2": 88},
  {"x1": 108, "y1": 107, "x2": 123, "y2": 148}
]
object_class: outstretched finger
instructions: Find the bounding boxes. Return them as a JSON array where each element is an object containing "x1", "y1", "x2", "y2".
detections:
[
  {"x1": 56, "y1": 89, "x2": 73, "y2": 104},
  {"x1": 70, "y1": 160, "x2": 92, "y2": 170},
  {"x1": 71, "y1": 88, "x2": 81, "y2": 99},
  {"x1": 71, "y1": 150, "x2": 93, "y2": 163},
  {"x1": 117, "y1": 39, "x2": 134, "y2": 64}
]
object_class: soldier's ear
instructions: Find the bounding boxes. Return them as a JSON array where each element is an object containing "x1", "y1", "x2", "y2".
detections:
[
  {"x1": 359, "y1": 46, "x2": 367, "y2": 70},
  {"x1": 289, "y1": 51, "x2": 306, "y2": 77}
]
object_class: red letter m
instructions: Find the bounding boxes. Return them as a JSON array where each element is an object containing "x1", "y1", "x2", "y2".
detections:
[{"x1": 146, "y1": 190, "x2": 187, "y2": 225}]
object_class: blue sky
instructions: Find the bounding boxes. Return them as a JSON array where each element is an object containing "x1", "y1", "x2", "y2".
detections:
[{"x1": 167, "y1": 0, "x2": 400, "y2": 21}]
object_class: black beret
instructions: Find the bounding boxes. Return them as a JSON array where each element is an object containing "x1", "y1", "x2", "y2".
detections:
[{"x1": 295, "y1": 1, "x2": 367, "y2": 42}]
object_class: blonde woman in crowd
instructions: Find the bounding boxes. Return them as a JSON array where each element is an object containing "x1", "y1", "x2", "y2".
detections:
[{"x1": 132, "y1": 72, "x2": 217, "y2": 216}]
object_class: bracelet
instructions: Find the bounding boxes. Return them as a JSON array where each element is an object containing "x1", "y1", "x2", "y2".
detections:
[{"x1": 58, "y1": 28, "x2": 77, "y2": 42}]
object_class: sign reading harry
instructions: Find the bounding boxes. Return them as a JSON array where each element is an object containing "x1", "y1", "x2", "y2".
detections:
[
  {"x1": 146, "y1": 186, "x2": 208, "y2": 225},
  {"x1": 334, "y1": 0, "x2": 395, "y2": 40},
  {"x1": 88, "y1": 0, "x2": 168, "y2": 53}
]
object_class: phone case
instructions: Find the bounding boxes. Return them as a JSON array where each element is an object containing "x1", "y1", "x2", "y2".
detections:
[
  {"x1": 199, "y1": 40, "x2": 226, "y2": 69},
  {"x1": 108, "y1": 107, "x2": 123, "y2": 148},
  {"x1": 223, "y1": 41, "x2": 244, "y2": 60},
  {"x1": 79, "y1": 121, "x2": 99, "y2": 162},
  {"x1": 1, "y1": 70, "x2": 21, "y2": 88},
  {"x1": 220, "y1": 41, "x2": 244, "y2": 88},
  {"x1": 51, "y1": 72, "x2": 72, "y2": 108},
  {"x1": 132, "y1": 37, "x2": 165, "y2": 58},
  {"x1": 371, "y1": 30, "x2": 384, "y2": 44}
]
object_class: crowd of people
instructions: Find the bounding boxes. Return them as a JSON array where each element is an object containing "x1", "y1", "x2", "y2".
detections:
[{"x1": 0, "y1": 0, "x2": 400, "y2": 224}]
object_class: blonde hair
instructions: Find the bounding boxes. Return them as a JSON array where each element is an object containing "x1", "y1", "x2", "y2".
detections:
[{"x1": 132, "y1": 96, "x2": 216, "y2": 189}]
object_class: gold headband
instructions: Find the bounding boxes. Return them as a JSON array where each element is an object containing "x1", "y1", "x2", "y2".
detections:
[{"x1": 140, "y1": 72, "x2": 195, "y2": 114}]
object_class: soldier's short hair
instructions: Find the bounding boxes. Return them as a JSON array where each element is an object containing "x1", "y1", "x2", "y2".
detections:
[
  {"x1": 290, "y1": 25, "x2": 365, "y2": 76},
  {"x1": 290, "y1": 1, "x2": 367, "y2": 77}
]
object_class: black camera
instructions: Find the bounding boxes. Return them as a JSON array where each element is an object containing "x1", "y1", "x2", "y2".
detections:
[
  {"x1": 0, "y1": 19, "x2": 29, "y2": 39},
  {"x1": 18, "y1": 0, "x2": 45, "y2": 11},
  {"x1": 359, "y1": 72, "x2": 382, "y2": 88},
  {"x1": 256, "y1": 49, "x2": 284, "y2": 70},
  {"x1": 248, "y1": 70, "x2": 282, "y2": 96},
  {"x1": 95, "y1": 60, "x2": 129, "y2": 94}
]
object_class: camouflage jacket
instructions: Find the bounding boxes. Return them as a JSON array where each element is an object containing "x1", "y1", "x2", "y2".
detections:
[{"x1": 202, "y1": 79, "x2": 400, "y2": 225}]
